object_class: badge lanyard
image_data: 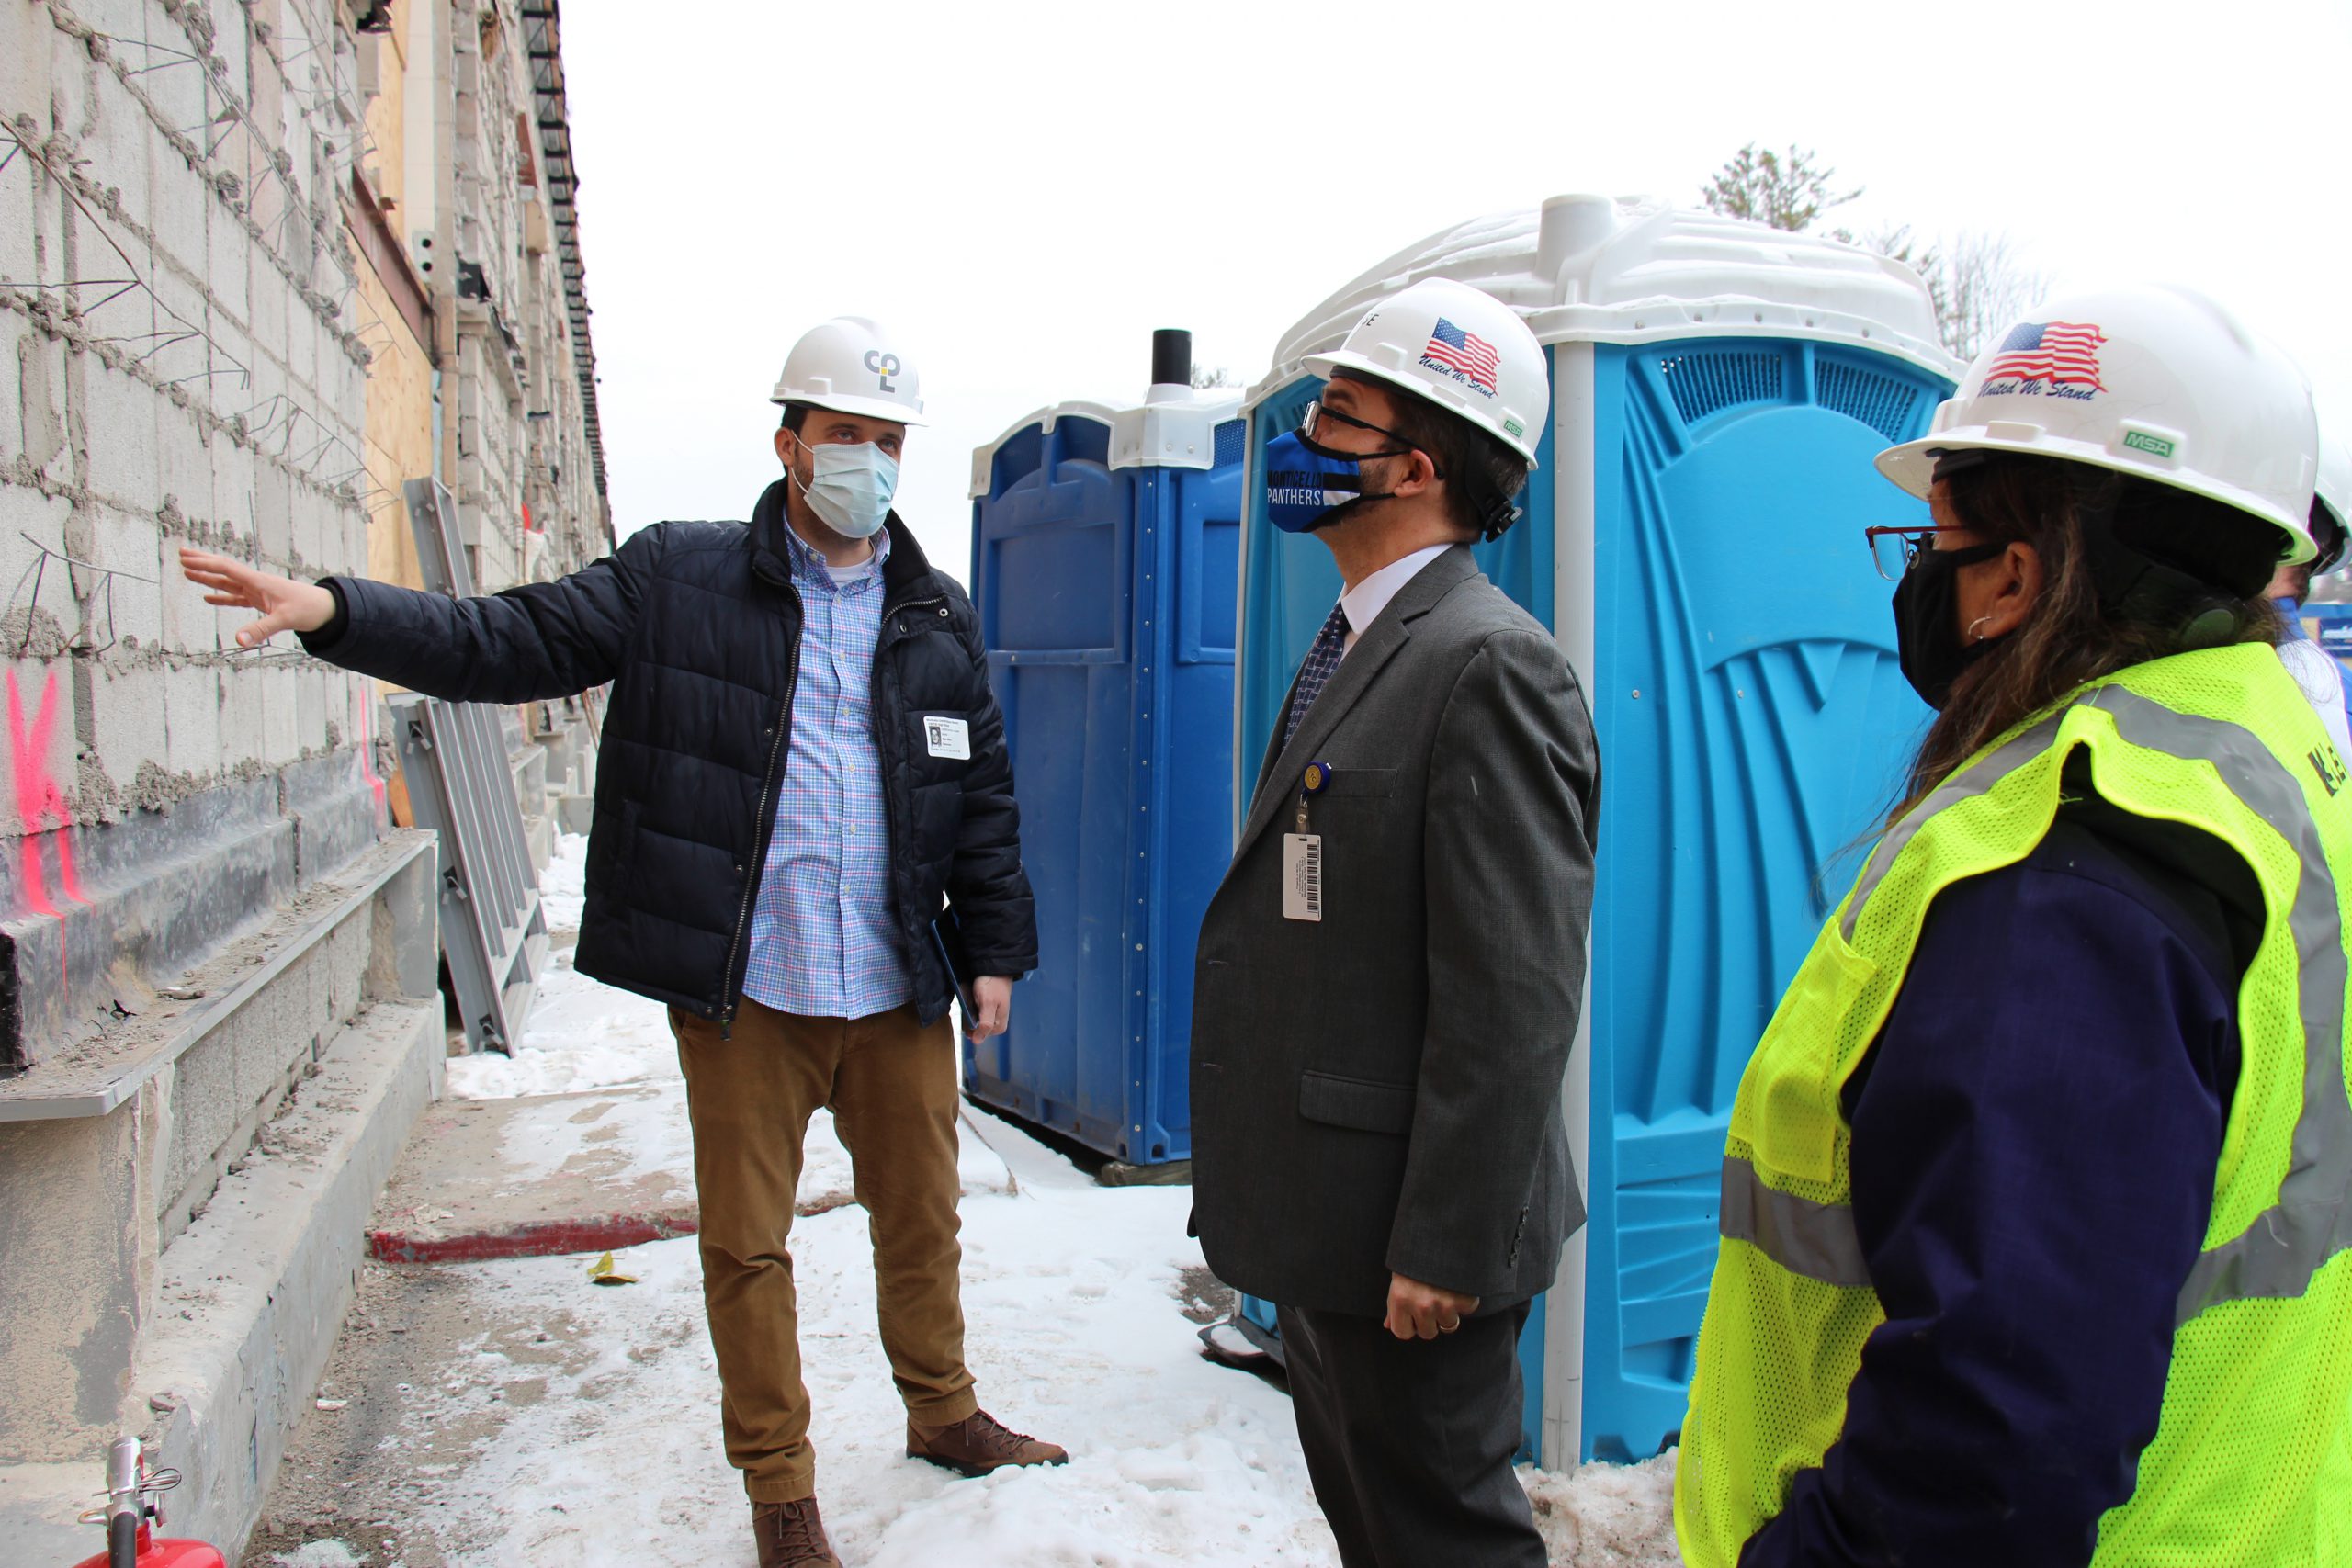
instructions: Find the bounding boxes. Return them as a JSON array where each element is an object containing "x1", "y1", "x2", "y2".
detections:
[{"x1": 1283, "y1": 761, "x2": 1329, "y2": 922}]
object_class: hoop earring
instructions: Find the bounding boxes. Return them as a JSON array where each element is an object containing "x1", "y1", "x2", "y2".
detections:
[{"x1": 1966, "y1": 615, "x2": 1995, "y2": 644}]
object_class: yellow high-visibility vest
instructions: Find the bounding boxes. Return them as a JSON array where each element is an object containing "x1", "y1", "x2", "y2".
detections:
[{"x1": 1675, "y1": 643, "x2": 2352, "y2": 1567}]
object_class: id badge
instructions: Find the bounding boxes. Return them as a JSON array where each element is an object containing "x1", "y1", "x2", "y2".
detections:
[{"x1": 1283, "y1": 833, "x2": 1324, "y2": 922}]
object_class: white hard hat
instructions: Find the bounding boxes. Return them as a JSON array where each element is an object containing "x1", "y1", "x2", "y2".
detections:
[
  {"x1": 2317, "y1": 434, "x2": 2349, "y2": 537},
  {"x1": 1304, "y1": 277, "x2": 1548, "y2": 466},
  {"x1": 2311, "y1": 434, "x2": 2349, "y2": 575},
  {"x1": 1876, "y1": 283, "x2": 2319, "y2": 564},
  {"x1": 769, "y1": 316, "x2": 927, "y2": 426}
]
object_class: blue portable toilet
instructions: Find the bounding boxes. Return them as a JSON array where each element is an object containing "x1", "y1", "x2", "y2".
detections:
[
  {"x1": 964, "y1": 333, "x2": 1245, "y2": 1168},
  {"x1": 1227, "y1": 196, "x2": 1962, "y2": 1466},
  {"x1": 2298, "y1": 600, "x2": 2352, "y2": 662}
]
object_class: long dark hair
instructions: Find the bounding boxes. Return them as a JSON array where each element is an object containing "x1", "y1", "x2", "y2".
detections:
[{"x1": 1885, "y1": 453, "x2": 2286, "y2": 829}]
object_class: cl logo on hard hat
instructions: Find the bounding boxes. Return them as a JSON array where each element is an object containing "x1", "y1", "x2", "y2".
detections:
[{"x1": 864, "y1": 349, "x2": 901, "y2": 393}]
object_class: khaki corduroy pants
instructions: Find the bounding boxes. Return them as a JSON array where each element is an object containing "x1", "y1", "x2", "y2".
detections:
[{"x1": 672, "y1": 997, "x2": 978, "y2": 1502}]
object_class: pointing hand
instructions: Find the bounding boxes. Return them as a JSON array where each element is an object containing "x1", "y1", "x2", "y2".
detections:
[{"x1": 178, "y1": 547, "x2": 337, "y2": 648}]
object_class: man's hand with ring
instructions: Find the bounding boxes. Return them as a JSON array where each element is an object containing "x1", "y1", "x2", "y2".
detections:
[{"x1": 1385, "y1": 1273, "x2": 1480, "y2": 1341}]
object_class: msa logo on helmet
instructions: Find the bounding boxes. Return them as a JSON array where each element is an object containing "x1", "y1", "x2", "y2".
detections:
[
  {"x1": 2121, "y1": 430, "x2": 2177, "y2": 459},
  {"x1": 864, "y1": 349, "x2": 902, "y2": 393},
  {"x1": 1978, "y1": 321, "x2": 2108, "y2": 402},
  {"x1": 1419, "y1": 318, "x2": 1499, "y2": 399}
]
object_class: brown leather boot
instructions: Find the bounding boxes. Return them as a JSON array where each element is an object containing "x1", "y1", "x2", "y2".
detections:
[
  {"x1": 905, "y1": 1409, "x2": 1070, "y2": 1478},
  {"x1": 752, "y1": 1496, "x2": 842, "y2": 1568}
]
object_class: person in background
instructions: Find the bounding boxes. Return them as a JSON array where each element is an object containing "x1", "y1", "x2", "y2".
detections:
[
  {"x1": 180, "y1": 318, "x2": 1062, "y2": 1568},
  {"x1": 1677, "y1": 285, "x2": 2352, "y2": 1567},
  {"x1": 2267, "y1": 434, "x2": 2350, "y2": 755},
  {"x1": 1190, "y1": 276, "x2": 1600, "y2": 1568}
]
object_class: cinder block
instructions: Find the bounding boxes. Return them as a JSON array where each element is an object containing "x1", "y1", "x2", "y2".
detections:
[
  {"x1": 283, "y1": 294, "x2": 317, "y2": 406},
  {"x1": 132, "y1": 39, "x2": 206, "y2": 148},
  {"x1": 252, "y1": 461, "x2": 290, "y2": 566},
  {"x1": 216, "y1": 664, "x2": 263, "y2": 769},
  {"x1": 257, "y1": 662, "x2": 300, "y2": 766},
  {"x1": 77, "y1": 0, "x2": 151, "y2": 53},
  {"x1": 237, "y1": 346, "x2": 286, "y2": 453},
  {"x1": 243, "y1": 144, "x2": 285, "y2": 241},
  {"x1": 207, "y1": 426, "x2": 254, "y2": 539},
  {"x1": 0, "y1": 319, "x2": 26, "y2": 468},
  {"x1": 144, "y1": 128, "x2": 210, "y2": 288},
  {"x1": 0, "y1": 486, "x2": 69, "y2": 577},
  {"x1": 295, "y1": 663, "x2": 326, "y2": 752},
  {"x1": 87, "y1": 660, "x2": 168, "y2": 803},
  {"x1": 81, "y1": 358, "x2": 159, "y2": 509},
  {"x1": 157, "y1": 536, "x2": 214, "y2": 653},
  {"x1": 202, "y1": 0, "x2": 249, "y2": 100},
  {"x1": 86, "y1": 503, "x2": 165, "y2": 649},
  {"x1": 43, "y1": 29, "x2": 94, "y2": 148},
  {"x1": 74, "y1": 260, "x2": 152, "y2": 352},
  {"x1": 199, "y1": 311, "x2": 253, "y2": 416},
  {"x1": 204, "y1": 202, "x2": 251, "y2": 328},
  {"x1": 141, "y1": 268, "x2": 210, "y2": 387},
  {"x1": 0, "y1": 164, "x2": 40, "y2": 289},
  {"x1": 0, "y1": 654, "x2": 78, "y2": 837},
  {"x1": 17, "y1": 323, "x2": 70, "y2": 480},
  {"x1": 0, "y1": 9, "x2": 55, "y2": 166},
  {"x1": 288, "y1": 479, "x2": 323, "y2": 572},
  {"x1": 154, "y1": 401, "x2": 215, "y2": 526},
  {"x1": 162, "y1": 664, "x2": 223, "y2": 795},
  {"x1": 330, "y1": 497, "x2": 368, "y2": 577}
]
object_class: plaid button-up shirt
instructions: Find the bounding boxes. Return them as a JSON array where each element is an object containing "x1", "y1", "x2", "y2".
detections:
[{"x1": 740, "y1": 522, "x2": 911, "y2": 1020}]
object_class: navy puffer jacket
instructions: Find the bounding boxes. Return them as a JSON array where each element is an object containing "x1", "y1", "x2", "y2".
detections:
[{"x1": 303, "y1": 480, "x2": 1035, "y2": 1026}]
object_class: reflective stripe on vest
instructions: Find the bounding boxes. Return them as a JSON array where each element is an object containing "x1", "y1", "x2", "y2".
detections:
[{"x1": 1727, "y1": 684, "x2": 2352, "y2": 1323}]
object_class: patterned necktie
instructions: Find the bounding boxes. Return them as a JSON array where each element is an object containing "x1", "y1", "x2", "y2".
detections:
[{"x1": 1282, "y1": 602, "x2": 1353, "y2": 750}]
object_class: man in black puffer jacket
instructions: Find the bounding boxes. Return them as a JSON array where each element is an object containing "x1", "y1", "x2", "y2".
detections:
[{"x1": 182, "y1": 318, "x2": 1059, "y2": 1568}]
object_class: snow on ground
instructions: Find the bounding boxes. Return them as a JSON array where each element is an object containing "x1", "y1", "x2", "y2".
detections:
[
  {"x1": 537, "y1": 829, "x2": 590, "y2": 931},
  {"x1": 344, "y1": 834, "x2": 1680, "y2": 1566},
  {"x1": 384, "y1": 1179, "x2": 1340, "y2": 1565},
  {"x1": 447, "y1": 838, "x2": 673, "y2": 1099}
]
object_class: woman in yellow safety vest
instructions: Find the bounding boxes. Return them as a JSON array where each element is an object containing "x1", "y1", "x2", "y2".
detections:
[{"x1": 1676, "y1": 284, "x2": 2352, "y2": 1568}]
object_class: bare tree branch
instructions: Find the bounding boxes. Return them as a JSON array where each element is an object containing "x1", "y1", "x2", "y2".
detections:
[{"x1": 1700, "y1": 143, "x2": 1862, "y2": 233}]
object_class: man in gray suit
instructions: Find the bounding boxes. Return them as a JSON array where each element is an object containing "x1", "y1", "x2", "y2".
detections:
[{"x1": 1191, "y1": 277, "x2": 1599, "y2": 1568}]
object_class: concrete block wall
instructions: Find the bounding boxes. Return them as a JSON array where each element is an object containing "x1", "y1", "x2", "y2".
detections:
[
  {"x1": 441, "y1": 0, "x2": 605, "y2": 590},
  {"x1": 0, "y1": 830, "x2": 438, "y2": 1472},
  {"x1": 0, "y1": 6, "x2": 612, "y2": 1541},
  {"x1": 0, "y1": 0, "x2": 385, "y2": 1071}
]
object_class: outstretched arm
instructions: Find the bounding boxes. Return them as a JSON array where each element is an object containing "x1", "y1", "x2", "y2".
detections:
[{"x1": 180, "y1": 539, "x2": 645, "y2": 704}]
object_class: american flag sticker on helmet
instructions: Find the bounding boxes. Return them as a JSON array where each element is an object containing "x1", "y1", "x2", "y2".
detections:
[
  {"x1": 1982, "y1": 321, "x2": 2108, "y2": 391},
  {"x1": 1420, "y1": 317, "x2": 1501, "y2": 398}
]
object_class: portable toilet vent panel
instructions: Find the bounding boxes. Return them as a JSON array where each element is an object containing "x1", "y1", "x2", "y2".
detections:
[
  {"x1": 967, "y1": 374, "x2": 1245, "y2": 1167},
  {"x1": 1231, "y1": 196, "x2": 1962, "y2": 1467}
]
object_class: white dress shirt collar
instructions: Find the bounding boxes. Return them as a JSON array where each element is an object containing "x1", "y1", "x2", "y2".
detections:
[{"x1": 1338, "y1": 544, "x2": 1453, "y2": 655}]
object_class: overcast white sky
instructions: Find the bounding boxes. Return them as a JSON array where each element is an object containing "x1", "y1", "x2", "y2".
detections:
[{"x1": 560, "y1": 0, "x2": 2352, "y2": 580}]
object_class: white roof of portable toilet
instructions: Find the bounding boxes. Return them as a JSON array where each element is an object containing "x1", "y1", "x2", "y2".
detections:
[
  {"x1": 970, "y1": 389, "x2": 1245, "y2": 498},
  {"x1": 1250, "y1": 193, "x2": 1963, "y2": 410}
]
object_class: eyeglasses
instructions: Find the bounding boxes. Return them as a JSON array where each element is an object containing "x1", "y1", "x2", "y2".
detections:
[
  {"x1": 1300, "y1": 400, "x2": 1412, "y2": 449},
  {"x1": 1864, "y1": 525, "x2": 1951, "y2": 581},
  {"x1": 1297, "y1": 400, "x2": 1446, "y2": 479}
]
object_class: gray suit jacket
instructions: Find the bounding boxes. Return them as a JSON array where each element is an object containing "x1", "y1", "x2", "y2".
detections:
[{"x1": 1190, "y1": 546, "x2": 1600, "y2": 1317}]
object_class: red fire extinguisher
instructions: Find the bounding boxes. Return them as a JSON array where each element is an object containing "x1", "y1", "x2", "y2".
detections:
[{"x1": 68, "y1": 1435, "x2": 225, "y2": 1568}]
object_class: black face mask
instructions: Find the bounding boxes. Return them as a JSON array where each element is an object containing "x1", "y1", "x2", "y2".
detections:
[{"x1": 1891, "y1": 540, "x2": 2006, "y2": 709}]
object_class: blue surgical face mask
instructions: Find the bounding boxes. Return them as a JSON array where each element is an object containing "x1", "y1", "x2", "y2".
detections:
[
  {"x1": 1262, "y1": 429, "x2": 1396, "y2": 535},
  {"x1": 789, "y1": 439, "x2": 899, "y2": 539}
]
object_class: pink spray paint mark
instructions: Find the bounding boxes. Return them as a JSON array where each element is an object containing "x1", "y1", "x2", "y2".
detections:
[
  {"x1": 6, "y1": 669, "x2": 86, "y2": 994},
  {"x1": 354, "y1": 676, "x2": 386, "y2": 815}
]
